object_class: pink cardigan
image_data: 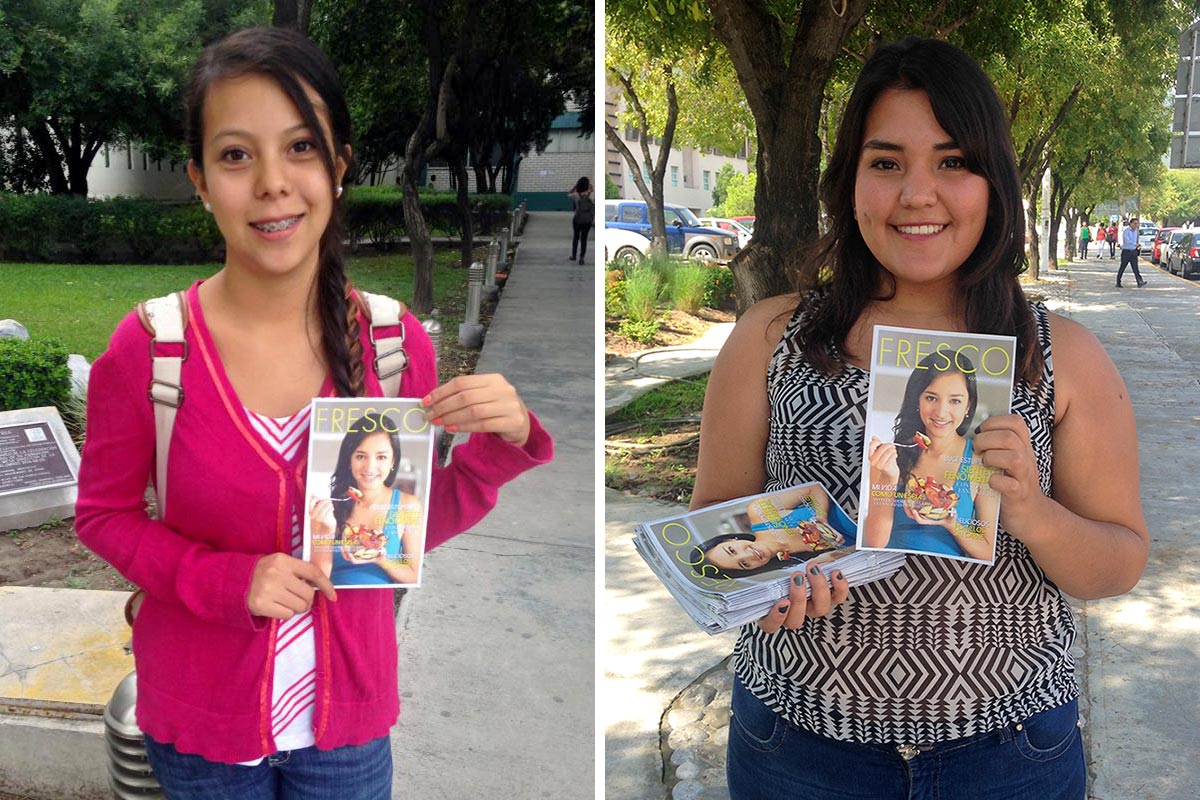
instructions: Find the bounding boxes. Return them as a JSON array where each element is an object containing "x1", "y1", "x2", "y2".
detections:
[{"x1": 75, "y1": 283, "x2": 553, "y2": 763}]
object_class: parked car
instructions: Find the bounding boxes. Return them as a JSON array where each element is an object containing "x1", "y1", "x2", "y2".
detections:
[
  {"x1": 604, "y1": 200, "x2": 740, "y2": 262},
  {"x1": 732, "y1": 215, "x2": 756, "y2": 233},
  {"x1": 698, "y1": 216, "x2": 752, "y2": 249},
  {"x1": 603, "y1": 226, "x2": 651, "y2": 265},
  {"x1": 1152, "y1": 227, "x2": 1179, "y2": 264},
  {"x1": 1171, "y1": 233, "x2": 1200, "y2": 278},
  {"x1": 1136, "y1": 226, "x2": 1158, "y2": 253},
  {"x1": 1161, "y1": 229, "x2": 1190, "y2": 270}
]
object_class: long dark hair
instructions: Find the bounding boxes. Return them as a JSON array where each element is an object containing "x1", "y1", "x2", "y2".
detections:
[
  {"x1": 329, "y1": 414, "x2": 401, "y2": 532},
  {"x1": 892, "y1": 352, "x2": 978, "y2": 480},
  {"x1": 690, "y1": 533, "x2": 804, "y2": 579},
  {"x1": 572, "y1": 176, "x2": 590, "y2": 193},
  {"x1": 795, "y1": 36, "x2": 1042, "y2": 385},
  {"x1": 185, "y1": 26, "x2": 364, "y2": 397}
]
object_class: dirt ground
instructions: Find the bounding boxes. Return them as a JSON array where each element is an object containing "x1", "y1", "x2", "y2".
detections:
[
  {"x1": 604, "y1": 307, "x2": 734, "y2": 360},
  {"x1": 0, "y1": 517, "x2": 133, "y2": 591}
]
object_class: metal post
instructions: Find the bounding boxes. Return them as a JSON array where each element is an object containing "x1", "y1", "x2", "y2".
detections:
[
  {"x1": 499, "y1": 226, "x2": 511, "y2": 268},
  {"x1": 483, "y1": 239, "x2": 500, "y2": 300},
  {"x1": 510, "y1": 206, "x2": 520, "y2": 237},
  {"x1": 458, "y1": 262, "x2": 485, "y2": 347}
]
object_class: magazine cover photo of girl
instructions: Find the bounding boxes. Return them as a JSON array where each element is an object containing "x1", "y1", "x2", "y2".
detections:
[
  {"x1": 861, "y1": 331, "x2": 1016, "y2": 563},
  {"x1": 306, "y1": 402, "x2": 434, "y2": 587}
]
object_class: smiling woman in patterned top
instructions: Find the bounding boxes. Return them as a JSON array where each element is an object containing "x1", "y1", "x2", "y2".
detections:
[{"x1": 691, "y1": 36, "x2": 1148, "y2": 800}]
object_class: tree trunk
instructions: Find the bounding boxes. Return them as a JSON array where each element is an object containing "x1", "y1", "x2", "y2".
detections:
[
  {"x1": 452, "y1": 156, "x2": 474, "y2": 269},
  {"x1": 26, "y1": 121, "x2": 69, "y2": 194},
  {"x1": 402, "y1": 129, "x2": 435, "y2": 314},
  {"x1": 272, "y1": 0, "x2": 312, "y2": 35},
  {"x1": 1025, "y1": 194, "x2": 1041, "y2": 281},
  {"x1": 707, "y1": 0, "x2": 870, "y2": 313}
]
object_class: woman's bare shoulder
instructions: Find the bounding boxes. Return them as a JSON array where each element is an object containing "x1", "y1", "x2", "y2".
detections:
[{"x1": 730, "y1": 292, "x2": 801, "y2": 351}]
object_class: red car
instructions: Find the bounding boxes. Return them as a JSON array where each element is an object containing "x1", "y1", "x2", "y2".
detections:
[
  {"x1": 1152, "y1": 227, "x2": 1180, "y2": 264},
  {"x1": 732, "y1": 215, "x2": 756, "y2": 233}
]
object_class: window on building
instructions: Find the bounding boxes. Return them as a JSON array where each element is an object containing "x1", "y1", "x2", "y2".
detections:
[
  {"x1": 625, "y1": 125, "x2": 640, "y2": 141},
  {"x1": 671, "y1": 166, "x2": 679, "y2": 187},
  {"x1": 703, "y1": 170, "x2": 710, "y2": 190}
]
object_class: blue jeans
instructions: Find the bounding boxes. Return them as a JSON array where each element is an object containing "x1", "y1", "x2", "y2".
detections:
[
  {"x1": 727, "y1": 678, "x2": 1085, "y2": 800},
  {"x1": 143, "y1": 733, "x2": 392, "y2": 800}
]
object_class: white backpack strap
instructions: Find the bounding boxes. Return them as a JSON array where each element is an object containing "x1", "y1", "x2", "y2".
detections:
[
  {"x1": 360, "y1": 291, "x2": 408, "y2": 397},
  {"x1": 138, "y1": 292, "x2": 188, "y2": 519}
]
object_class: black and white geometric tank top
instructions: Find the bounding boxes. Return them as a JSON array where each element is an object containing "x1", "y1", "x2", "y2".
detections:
[{"x1": 733, "y1": 299, "x2": 1078, "y2": 744}]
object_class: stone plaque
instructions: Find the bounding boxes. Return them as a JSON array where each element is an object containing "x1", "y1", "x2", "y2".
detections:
[
  {"x1": 0, "y1": 421, "x2": 75, "y2": 494},
  {"x1": 0, "y1": 407, "x2": 81, "y2": 530}
]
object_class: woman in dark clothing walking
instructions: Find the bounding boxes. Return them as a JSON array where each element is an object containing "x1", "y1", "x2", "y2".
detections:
[{"x1": 568, "y1": 176, "x2": 594, "y2": 264}]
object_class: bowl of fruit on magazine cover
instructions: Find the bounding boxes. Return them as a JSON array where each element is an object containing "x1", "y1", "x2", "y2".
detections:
[
  {"x1": 904, "y1": 475, "x2": 959, "y2": 522},
  {"x1": 342, "y1": 523, "x2": 387, "y2": 562}
]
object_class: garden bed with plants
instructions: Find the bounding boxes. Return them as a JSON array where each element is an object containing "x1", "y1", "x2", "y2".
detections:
[{"x1": 604, "y1": 254, "x2": 735, "y2": 503}]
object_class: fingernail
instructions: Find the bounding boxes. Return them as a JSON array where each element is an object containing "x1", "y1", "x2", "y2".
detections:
[
  {"x1": 421, "y1": 396, "x2": 432, "y2": 407},
  {"x1": 793, "y1": 574, "x2": 804, "y2": 586},
  {"x1": 809, "y1": 565, "x2": 820, "y2": 575},
  {"x1": 974, "y1": 425, "x2": 981, "y2": 434},
  {"x1": 778, "y1": 603, "x2": 790, "y2": 614},
  {"x1": 431, "y1": 417, "x2": 444, "y2": 426},
  {"x1": 445, "y1": 424, "x2": 458, "y2": 432},
  {"x1": 834, "y1": 571, "x2": 844, "y2": 581}
]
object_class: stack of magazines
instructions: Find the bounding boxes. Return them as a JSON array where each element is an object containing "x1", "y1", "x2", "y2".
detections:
[
  {"x1": 634, "y1": 325, "x2": 1018, "y2": 634},
  {"x1": 633, "y1": 483, "x2": 907, "y2": 634}
]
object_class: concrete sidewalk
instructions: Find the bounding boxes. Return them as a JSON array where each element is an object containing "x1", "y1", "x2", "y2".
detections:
[
  {"x1": 391, "y1": 212, "x2": 595, "y2": 799},
  {"x1": 604, "y1": 255, "x2": 1200, "y2": 799}
]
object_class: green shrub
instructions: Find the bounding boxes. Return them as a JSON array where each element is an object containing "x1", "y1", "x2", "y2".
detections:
[
  {"x1": 0, "y1": 338, "x2": 71, "y2": 412},
  {"x1": 669, "y1": 263, "x2": 708, "y2": 313},
  {"x1": 0, "y1": 190, "x2": 512, "y2": 263},
  {"x1": 617, "y1": 316, "x2": 661, "y2": 343},
  {"x1": 605, "y1": 278, "x2": 627, "y2": 317},
  {"x1": 704, "y1": 265, "x2": 735, "y2": 309},
  {"x1": 623, "y1": 264, "x2": 661, "y2": 324}
]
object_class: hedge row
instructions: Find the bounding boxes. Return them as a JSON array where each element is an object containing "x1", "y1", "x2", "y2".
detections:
[
  {"x1": 0, "y1": 338, "x2": 70, "y2": 412},
  {"x1": 0, "y1": 188, "x2": 514, "y2": 263}
]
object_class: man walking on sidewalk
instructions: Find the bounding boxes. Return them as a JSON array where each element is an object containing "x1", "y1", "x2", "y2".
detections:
[{"x1": 1117, "y1": 217, "x2": 1146, "y2": 287}]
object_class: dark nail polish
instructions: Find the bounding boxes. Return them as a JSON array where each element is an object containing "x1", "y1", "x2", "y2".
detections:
[
  {"x1": 778, "y1": 603, "x2": 790, "y2": 614},
  {"x1": 794, "y1": 574, "x2": 804, "y2": 586},
  {"x1": 810, "y1": 565, "x2": 820, "y2": 575},
  {"x1": 834, "y1": 571, "x2": 844, "y2": 581},
  {"x1": 974, "y1": 425, "x2": 981, "y2": 434}
]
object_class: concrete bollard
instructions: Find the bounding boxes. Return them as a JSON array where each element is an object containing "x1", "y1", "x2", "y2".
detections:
[
  {"x1": 510, "y1": 206, "x2": 520, "y2": 237},
  {"x1": 457, "y1": 262, "x2": 485, "y2": 348},
  {"x1": 483, "y1": 239, "x2": 500, "y2": 300},
  {"x1": 499, "y1": 226, "x2": 511, "y2": 268}
]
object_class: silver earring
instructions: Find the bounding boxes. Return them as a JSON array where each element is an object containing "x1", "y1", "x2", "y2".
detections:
[
  {"x1": 336, "y1": 185, "x2": 343, "y2": 198},
  {"x1": 204, "y1": 201, "x2": 212, "y2": 212}
]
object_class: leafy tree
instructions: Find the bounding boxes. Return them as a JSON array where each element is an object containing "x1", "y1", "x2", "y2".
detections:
[
  {"x1": 272, "y1": 0, "x2": 312, "y2": 33},
  {"x1": 711, "y1": 161, "x2": 738, "y2": 207},
  {"x1": 315, "y1": 0, "x2": 590, "y2": 313},
  {"x1": 605, "y1": 174, "x2": 621, "y2": 199},
  {"x1": 0, "y1": 0, "x2": 267, "y2": 195},
  {"x1": 708, "y1": 169, "x2": 754, "y2": 217},
  {"x1": 606, "y1": 0, "x2": 753, "y2": 257}
]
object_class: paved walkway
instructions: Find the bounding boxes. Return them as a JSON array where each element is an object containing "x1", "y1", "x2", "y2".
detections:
[
  {"x1": 391, "y1": 212, "x2": 595, "y2": 799},
  {"x1": 604, "y1": 255, "x2": 1200, "y2": 799}
]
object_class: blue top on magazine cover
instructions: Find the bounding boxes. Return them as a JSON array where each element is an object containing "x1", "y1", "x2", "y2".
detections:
[
  {"x1": 332, "y1": 487, "x2": 406, "y2": 586},
  {"x1": 888, "y1": 439, "x2": 977, "y2": 557}
]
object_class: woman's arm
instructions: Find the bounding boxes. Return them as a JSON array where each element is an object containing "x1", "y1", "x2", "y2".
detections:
[
  {"x1": 692, "y1": 294, "x2": 848, "y2": 627},
  {"x1": 973, "y1": 313, "x2": 1148, "y2": 599},
  {"x1": 374, "y1": 493, "x2": 423, "y2": 584},
  {"x1": 861, "y1": 437, "x2": 899, "y2": 547}
]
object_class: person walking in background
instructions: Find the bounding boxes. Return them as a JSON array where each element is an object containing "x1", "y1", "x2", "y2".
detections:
[
  {"x1": 1117, "y1": 217, "x2": 1146, "y2": 288},
  {"x1": 1106, "y1": 222, "x2": 1118, "y2": 258},
  {"x1": 568, "y1": 176, "x2": 594, "y2": 265},
  {"x1": 1095, "y1": 222, "x2": 1107, "y2": 258},
  {"x1": 1079, "y1": 220, "x2": 1091, "y2": 259}
]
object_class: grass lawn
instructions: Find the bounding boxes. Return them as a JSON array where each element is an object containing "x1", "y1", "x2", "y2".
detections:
[{"x1": 0, "y1": 250, "x2": 470, "y2": 361}]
